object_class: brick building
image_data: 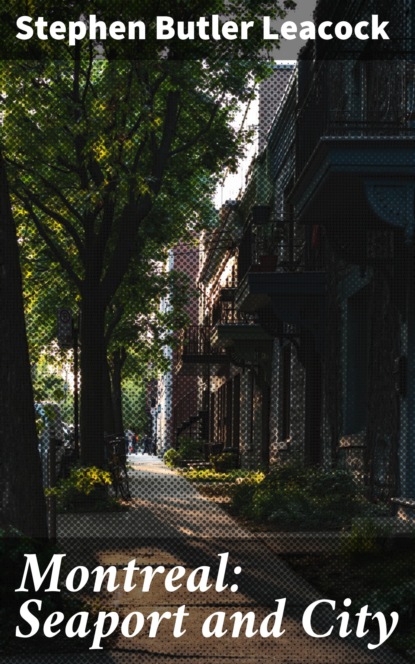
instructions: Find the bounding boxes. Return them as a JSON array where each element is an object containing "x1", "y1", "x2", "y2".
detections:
[{"x1": 167, "y1": 0, "x2": 415, "y2": 514}]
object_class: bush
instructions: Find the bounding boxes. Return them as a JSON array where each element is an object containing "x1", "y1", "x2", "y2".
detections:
[
  {"x1": 178, "y1": 437, "x2": 204, "y2": 460},
  {"x1": 164, "y1": 448, "x2": 183, "y2": 468},
  {"x1": 342, "y1": 518, "x2": 393, "y2": 556},
  {"x1": 230, "y1": 462, "x2": 383, "y2": 530},
  {"x1": 306, "y1": 469, "x2": 358, "y2": 500},
  {"x1": 229, "y1": 473, "x2": 265, "y2": 515},
  {"x1": 183, "y1": 468, "x2": 264, "y2": 483},
  {"x1": 45, "y1": 466, "x2": 114, "y2": 512},
  {"x1": 211, "y1": 451, "x2": 238, "y2": 471}
]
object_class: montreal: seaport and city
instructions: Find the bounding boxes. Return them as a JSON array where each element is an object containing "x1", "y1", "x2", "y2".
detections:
[{"x1": 16, "y1": 14, "x2": 390, "y2": 45}]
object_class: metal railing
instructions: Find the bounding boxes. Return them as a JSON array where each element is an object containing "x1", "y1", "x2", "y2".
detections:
[
  {"x1": 179, "y1": 325, "x2": 228, "y2": 359},
  {"x1": 296, "y1": 60, "x2": 415, "y2": 177},
  {"x1": 211, "y1": 299, "x2": 257, "y2": 326},
  {"x1": 236, "y1": 219, "x2": 326, "y2": 284},
  {"x1": 173, "y1": 391, "x2": 199, "y2": 434}
]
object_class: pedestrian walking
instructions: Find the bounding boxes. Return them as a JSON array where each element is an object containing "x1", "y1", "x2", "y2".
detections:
[{"x1": 143, "y1": 435, "x2": 151, "y2": 455}]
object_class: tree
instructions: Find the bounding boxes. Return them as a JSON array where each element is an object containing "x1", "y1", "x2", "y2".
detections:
[
  {"x1": 0, "y1": 152, "x2": 48, "y2": 538},
  {"x1": 20, "y1": 222, "x2": 195, "y2": 435},
  {"x1": 1, "y1": 2, "x2": 293, "y2": 467},
  {"x1": 104, "y1": 262, "x2": 192, "y2": 434}
]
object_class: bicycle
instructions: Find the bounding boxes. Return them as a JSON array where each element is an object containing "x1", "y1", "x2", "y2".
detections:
[{"x1": 105, "y1": 435, "x2": 131, "y2": 501}]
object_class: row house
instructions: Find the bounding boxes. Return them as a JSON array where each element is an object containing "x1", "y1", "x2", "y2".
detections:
[
  {"x1": 172, "y1": 0, "x2": 415, "y2": 513},
  {"x1": 175, "y1": 65, "x2": 295, "y2": 468},
  {"x1": 288, "y1": 0, "x2": 415, "y2": 511}
]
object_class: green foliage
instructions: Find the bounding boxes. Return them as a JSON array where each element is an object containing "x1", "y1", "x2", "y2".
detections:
[
  {"x1": 230, "y1": 463, "x2": 386, "y2": 530},
  {"x1": 183, "y1": 468, "x2": 265, "y2": 483},
  {"x1": 342, "y1": 518, "x2": 394, "y2": 556},
  {"x1": 361, "y1": 579, "x2": 415, "y2": 654},
  {"x1": 45, "y1": 466, "x2": 114, "y2": 512},
  {"x1": 121, "y1": 377, "x2": 147, "y2": 431},
  {"x1": 178, "y1": 437, "x2": 204, "y2": 460},
  {"x1": 164, "y1": 449, "x2": 183, "y2": 468},
  {"x1": 211, "y1": 451, "x2": 238, "y2": 471},
  {"x1": 0, "y1": 3, "x2": 293, "y2": 464},
  {"x1": 230, "y1": 473, "x2": 265, "y2": 514}
]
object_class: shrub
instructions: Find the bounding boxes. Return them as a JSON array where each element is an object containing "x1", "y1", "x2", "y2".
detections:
[
  {"x1": 164, "y1": 448, "x2": 183, "y2": 468},
  {"x1": 306, "y1": 468, "x2": 358, "y2": 500},
  {"x1": 211, "y1": 452, "x2": 238, "y2": 471},
  {"x1": 230, "y1": 462, "x2": 383, "y2": 530},
  {"x1": 183, "y1": 468, "x2": 264, "y2": 483},
  {"x1": 45, "y1": 466, "x2": 113, "y2": 512},
  {"x1": 342, "y1": 518, "x2": 393, "y2": 556},
  {"x1": 230, "y1": 482, "x2": 258, "y2": 516},
  {"x1": 178, "y1": 437, "x2": 204, "y2": 460},
  {"x1": 229, "y1": 473, "x2": 265, "y2": 516}
]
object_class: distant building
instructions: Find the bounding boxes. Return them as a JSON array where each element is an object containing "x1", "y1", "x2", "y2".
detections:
[{"x1": 153, "y1": 244, "x2": 201, "y2": 455}]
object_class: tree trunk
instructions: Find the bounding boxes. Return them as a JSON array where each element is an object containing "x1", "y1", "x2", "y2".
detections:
[
  {"x1": 0, "y1": 153, "x2": 48, "y2": 538},
  {"x1": 103, "y1": 358, "x2": 116, "y2": 436},
  {"x1": 80, "y1": 290, "x2": 106, "y2": 467},
  {"x1": 111, "y1": 348, "x2": 126, "y2": 435}
]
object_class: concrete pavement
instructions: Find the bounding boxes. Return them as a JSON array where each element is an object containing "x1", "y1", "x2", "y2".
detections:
[{"x1": 4, "y1": 454, "x2": 407, "y2": 663}]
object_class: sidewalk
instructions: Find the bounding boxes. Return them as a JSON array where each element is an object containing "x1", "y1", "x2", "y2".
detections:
[{"x1": 6, "y1": 455, "x2": 407, "y2": 663}]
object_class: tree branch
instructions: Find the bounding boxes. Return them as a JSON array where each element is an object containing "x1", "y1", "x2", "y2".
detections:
[
  {"x1": 37, "y1": 175, "x2": 85, "y2": 225},
  {"x1": 100, "y1": 197, "x2": 151, "y2": 304},
  {"x1": 95, "y1": 181, "x2": 117, "y2": 269},
  {"x1": 104, "y1": 303, "x2": 124, "y2": 347},
  {"x1": 20, "y1": 199, "x2": 82, "y2": 291},
  {"x1": 169, "y1": 103, "x2": 220, "y2": 157},
  {"x1": 81, "y1": 43, "x2": 95, "y2": 106},
  {"x1": 14, "y1": 185, "x2": 85, "y2": 260},
  {"x1": 100, "y1": 90, "x2": 181, "y2": 304},
  {"x1": 150, "y1": 90, "x2": 181, "y2": 189}
]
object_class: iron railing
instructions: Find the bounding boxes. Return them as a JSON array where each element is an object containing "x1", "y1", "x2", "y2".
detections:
[
  {"x1": 173, "y1": 391, "x2": 201, "y2": 434},
  {"x1": 211, "y1": 298, "x2": 257, "y2": 326},
  {"x1": 179, "y1": 325, "x2": 228, "y2": 359},
  {"x1": 236, "y1": 220, "x2": 325, "y2": 284},
  {"x1": 296, "y1": 60, "x2": 415, "y2": 177}
]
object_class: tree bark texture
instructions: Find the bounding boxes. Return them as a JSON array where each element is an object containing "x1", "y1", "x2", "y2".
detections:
[
  {"x1": 111, "y1": 348, "x2": 126, "y2": 436},
  {"x1": 0, "y1": 153, "x2": 48, "y2": 538},
  {"x1": 79, "y1": 289, "x2": 107, "y2": 467},
  {"x1": 103, "y1": 358, "x2": 116, "y2": 437}
]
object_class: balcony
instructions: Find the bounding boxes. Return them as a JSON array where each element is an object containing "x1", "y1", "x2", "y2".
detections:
[
  {"x1": 291, "y1": 60, "x2": 415, "y2": 240},
  {"x1": 210, "y1": 291, "x2": 273, "y2": 365},
  {"x1": 235, "y1": 271, "x2": 327, "y2": 352},
  {"x1": 237, "y1": 216, "x2": 281, "y2": 285},
  {"x1": 176, "y1": 325, "x2": 229, "y2": 375}
]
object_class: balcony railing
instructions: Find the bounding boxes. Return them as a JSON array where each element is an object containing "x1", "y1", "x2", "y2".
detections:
[
  {"x1": 177, "y1": 325, "x2": 229, "y2": 372},
  {"x1": 236, "y1": 219, "x2": 326, "y2": 285},
  {"x1": 181, "y1": 325, "x2": 212, "y2": 356},
  {"x1": 237, "y1": 221, "x2": 283, "y2": 283},
  {"x1": 296, "y1": 60, "x2": 415, "y2": 178},
  {"x1": 211, "y1": 298, "x2": 257, "y2": 326}
]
